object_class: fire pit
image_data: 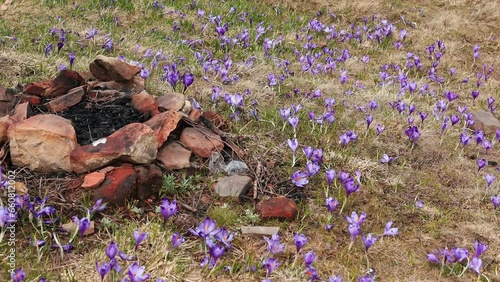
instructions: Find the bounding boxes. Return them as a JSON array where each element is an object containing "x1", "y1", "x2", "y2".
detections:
[{"x1": 0, "y1": 55, "x2": 240, "y2": 205}]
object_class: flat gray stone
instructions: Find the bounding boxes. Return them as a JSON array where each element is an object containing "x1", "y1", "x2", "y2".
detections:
[
  {"x1": 240, "y1": 226, "x2": 280, "y2": 236},
  {"x1": 214, "y1": 175, "x2": 252, "y2": 201},
  {"x1": 470, "y1": 110, "x2": 500, "y2": 134}
]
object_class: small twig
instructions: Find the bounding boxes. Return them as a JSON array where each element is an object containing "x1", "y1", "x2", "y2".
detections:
[
  {"x1": 253, "y1": 161, "x2": 262, "y2": 200},
  {"x1": 199, "y1": 116, "x2": 234, "y2": 139},
  {"x1": 179, "y1": 201, "x2": 197, "y2": 213}
]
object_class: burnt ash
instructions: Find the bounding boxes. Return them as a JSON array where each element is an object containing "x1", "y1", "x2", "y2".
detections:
[{"x1": 32, "y1": 96, "x2": 150, "y2": 146}]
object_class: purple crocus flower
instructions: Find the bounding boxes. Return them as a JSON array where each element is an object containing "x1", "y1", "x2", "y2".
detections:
[
  {"x1": 365, "y1": 115, "x2": 373, "y2": 129},
  {"x1": 96, "y1": 262, "x2": 111, "y2": 281},
  {"x1": 303, "y1": 146, "x2": 313, "y2": 159},
  {"x1": 102, "y1": 38, "x2": 113, "y2": 51},
  {"x1": 127, "y1": 262, "x2": 151, "y2": 282},
  {"x1": 358, "y1": 273, "x2": 375, "y2": 282},
  {"x1": 182, "y1": 72, "x2": 194, "y2": 93},
  {"x1": 344, "y1": 179, "x2": 360, "y2": 196},
  {"x1": 305, "y1": 265, "x2": 320, "y2": 281},
  {"x1": 170, "y1": 232, "x2": 184, "y2": 249},
  {"x1": 477, "y1": 158, "x2": 486, "y2": 172},
  {"x1": 415, "y1": 200, "x2": 424, "y2": 208},
  {"x1": 229, "y1": 93, "x2": 244, "y2": 107},
  {"x1": 362, "y1": 233, "x2": 378, "y2": 251},
  {"x1": 119, "y1": 252, "x2": 136, "y2": 261},
  {"x1": 368, "y1": 100, "x2": 378, "y2": 110},
  {"x1": 85, "y1": 27, "x2": 98, "y2": 39},
  {"x1": 339, "y1": 133, "x2": 350, "y2": 147},
  {"x1": 348, "y1": 224, "x2": 360, "y2": 242},
  {"x1": 404, "y1": 126, "x2": 421, "y2": 143},
  {"x1": 292, "y1": 170, "x2": 309, "y2": 187},
  {"x1": 164, "y1": 64, "x2": 180, "y2": 91},
  {"x1": 450, "y1": 115, "x2": 460, "y2": 126},
  {"x1": 140, "y1": 68, "x2": 150, "y2": 80},
  {"x1": 451, "y1": 247, "x2": 469, "y2": 263},
  {"x1": 50, "y1": 243, "x2": 74, "y2": 253},
  {"x1": 288, "y1": 116, "x2": 299, "y2": 131},
  {"x1": 56, "y1": 41, "x2": 64, "y2": 53},
  {"x1": 338, "y1": 171, "x2": 350, "y2": 183},
  {"x1": 72, "y1": 216, "x2": 90, "y2": 238},
  {"x1": 329, "y1": 275, "x2": 342, "y2": 282},
  {"x1": 303, "y1": 250, "x2": 316, "y2": 266},
  {"x1": 458, "y1": 105, "x2": 467, "y2": 115},
  {"x1": 133, "y1": 230, "x2": 148, "y2": 250},
  {"x1": 264, "y1": 234, "x2": 285, "y2": 255},
  {"x1": 263, "y1": 257, "x2": 280, "y2": 276},
  {"x1": 206, "y1": 237, "x2": 226, "y2": 267},
  {"x1": 472, "y1": 90, "x2": 480, "y2": 101},
  {"x1": 383, "y1": 221, "x2": 398, "y2": 236},
  {"x1": 427, "y1": 250, "x2": 443, "y2": 265},
  {"x1": 339, "y1": 70, "x2": 348, "y2": 84},
  {"x1": 325, "y1": 223, "x2": 334, "y2": 231},
  {"x1": 375, "y1": 124, "x2": 385, "y2": 136},
  {"x1": 482, "y1": 139, "x2": 492, "y2": 153},
  {"x1": 475, "y1": 131, "x2": 485, "y2": 144},
  {"x1": 325, "y1": 197, "x2": 339, "y2": 212},
  {"x1": 108, "y1": 258, "x2": 121, "y2": 273},
  {"x1": 326, "y1": 169, "x2": 336, "y2": 186},
  {"x1": 287, "y1": 138, "x2": 298, "y2": 153},
  {"x1": 29, "y1": 238, "x2": 46, "y2": 248},
  {"x1": 306, "y1": 161, "x2": 320, "y2": 176},
  {"x1": 346, "y1": 211, "x2": 366, "y2": 226},
  {"x1": 11, "y1": 268, "x2": 26, "y2": 282},
  {"x1": 293, "y1": 233, "x2": 308, "y2": 253},
  {"x1": 106, "y1": 241, "x2": 118, "y2": 259},
  {"x1": 491, "y1": 194, "x2": 500, "y2": 209},
  {"x1": 473, "y1": 241, "x2": 488, "y2": 257},
  {"x1": 419, "y1": 112, "x2": 429, "y2": 123},
  {"x1": 473, "y1": 45, "x2": 480, "y2": 59},
  {"x1": 408, "y1": 104, "x2": 416, "y2": 115},
  {"x1": 189, "y1": 217, "x2": 217, "y2": 238},
  {"x1": 160, "y1": 198, "x2": 177, "y2": 222},
  {"x1": 214, "y1": 228, "x2": 234, "y2": 248},
  {"x1": 89, "y1": 199, "x2": 107, "y2": 215},
  {"x1": 470, "y1": 257, "x2": 482, "y2": 273},
  {"x1": 0, "y1": 206, "x2": 15, "y2": 227},
  {"x1": 44, "y1": 43, "x2": 53, "y2": 57},
  {"x1": 68, "y1": 51, "x2": 76, "y2": 68},
  {"x1": 488, "y1": 96, "x2": 496, "y2": 108},
  {"x1": 380, "y1": 154, "x2": 395, "y2": 164},
  {"x1": 268, "y1": 74, "x2": 278, "y2": 86},
  {"x1": 445, "y1": 91, "x2": 458, "y2": 101}
]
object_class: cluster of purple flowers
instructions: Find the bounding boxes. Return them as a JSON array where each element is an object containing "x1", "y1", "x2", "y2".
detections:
[
  {"x1": 195, "y1": 51, "x2": 241, "y2": 84},
  {"x1": 346, "y1": 211, "x2": 398, "y2": 251},
  {"x1": 261, "y1": 234, "x2": 285, "y2": 281},
  {"x1": 95, "y1": 235, "x2": 154, "y2": 282},
  {"x1": 427, "y1": 241, "x2": 488, "y2": 276},
  {"x1": 294, "y1": 16, "x2": 399, "y2": 77},
  {"x1": 189, "y1": 217, "x2": 234, "y2": 269},
  {"x1": 211, "y1": 88, "x2": 258, "y2": 122},
  {"x1": 339, "y1": 130, "x2": 358, "y2": 147},
  {"x1": 161, "y1": 63, "x2": 194, "y2": 93},
  {"x1": 291, "y1": 146, "x2": 323, "y2": 188}
]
